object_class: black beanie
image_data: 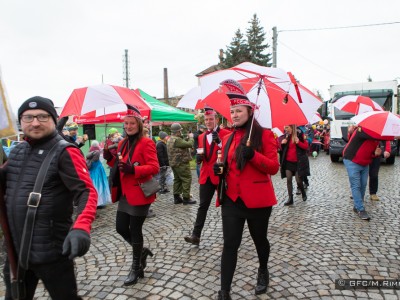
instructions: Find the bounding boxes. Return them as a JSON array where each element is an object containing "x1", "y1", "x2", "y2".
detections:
[{"x1": 18, "y1": 96, "x2": 58, "y2": 124}]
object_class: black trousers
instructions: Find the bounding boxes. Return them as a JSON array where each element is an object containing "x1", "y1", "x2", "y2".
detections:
[
  {"x1": 369, "y1": 156, "x2": 381, "y2": 195},
  {"x1": 220, "y1": 198, "x2": 273, "y2": 291},
  {"x1": 192, "y1": 178, "x2": 217, "y2": 238},
  {"x1": 3, "y1": 258, "x2": 81, "y2": 300},
  {"x1": 115, "y1": 211, "x2": 146, "y2": 245}
]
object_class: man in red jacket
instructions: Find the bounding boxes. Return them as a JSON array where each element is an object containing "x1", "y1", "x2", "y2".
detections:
[
  {"x1": 184, "y1": 107, "x2": 230, "y2": 245},
  {"x1": 343, "y1": 126, "x2": 383, "y2": 220}
]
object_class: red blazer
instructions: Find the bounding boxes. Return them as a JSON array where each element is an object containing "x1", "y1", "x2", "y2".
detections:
[
  {"x1": 219, "y1": 128, "x2": 280, "y2": 208},
  {"x1": 198, "y1": 128, "x2": 230, "y2": 185},
  {"x1": 110, "y1": 137, "x2": 159, "y2": 205}
]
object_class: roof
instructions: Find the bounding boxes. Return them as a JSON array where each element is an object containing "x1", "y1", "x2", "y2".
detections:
[{"x1": 195, "y1": 64, "x2": 223, "y2": 77}]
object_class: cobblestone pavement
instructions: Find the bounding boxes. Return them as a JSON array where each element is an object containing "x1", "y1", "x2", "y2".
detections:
[{"x1": 1, "y1": 154, "x2": 400, "y2": 299}]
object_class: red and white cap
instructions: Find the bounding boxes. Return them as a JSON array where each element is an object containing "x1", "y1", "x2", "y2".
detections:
[
  {"x1": 204, "y1": 105, "x2": 216, "y2": 115},
  {"x1": 220, "y1": 79, "x2": 254, "y2": 108},
  {"x1": 126, "y1": 104, "x2": 142, "y2": 120}
]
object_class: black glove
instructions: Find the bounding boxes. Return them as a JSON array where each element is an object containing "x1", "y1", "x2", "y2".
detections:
[
  {"x1": 242, "y1": 146, "x2": 255, "y2": 160},
  {"x1": 196, "y1": 154, "x2": 204, "y2": 164},
  {"x1": 103, "y1": 149, "x2": 112, "y2": 161},
  {"x1": 213, "y1": 163, "x2": 223, "y2": 176},
  {"x1": 212, "y1": 131, "x2": 221, "y2": 144},
  {"x1": 118, "y1": 161, "x2": 135, "y2": 174},
  {"x1": 62, "y1": 229, "x2": 91, "y2": 260}
]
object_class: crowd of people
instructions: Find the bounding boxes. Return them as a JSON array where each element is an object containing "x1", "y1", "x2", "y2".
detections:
[{"x1": 0, "y1": 83, "x2": 394, "y2": 299}]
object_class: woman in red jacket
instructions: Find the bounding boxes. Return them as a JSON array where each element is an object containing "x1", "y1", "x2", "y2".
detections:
[
  {"x1": 214, "y1": 80, "x2": 280, "y2": 300},
  {"x1": 279, "y1": 124, "x2": 309, "y2": 205},
  {"x1": 104, "y1": 105, "x2": 159, "y2": 286}
]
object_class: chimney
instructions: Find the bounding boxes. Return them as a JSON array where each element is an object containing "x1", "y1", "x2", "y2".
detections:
[
  {"x1": 219, "y1": 49, "x2": 224, "y2": 63},
  {"x1": 163, "y1": 68, "x2": 169, "y2": 104}
]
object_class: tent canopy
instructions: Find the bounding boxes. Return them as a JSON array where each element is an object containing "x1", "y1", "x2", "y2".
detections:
[
  {"x1": 138, "y1": 89, "x2": 195, "y2": 124},
  {"x1": 74, "y1": 89, "x2": 196, "y2": 125}
]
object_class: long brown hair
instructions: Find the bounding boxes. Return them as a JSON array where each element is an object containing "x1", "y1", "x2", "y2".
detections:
[
  {"x1": 234, "y1": 107, "x2": 264, "y2": 171},
  {"x1": 121, "y1": 116, "x2": 144, "y2": 158},
  {"x1": 284, "y1": 124, "x2": 297, "y2": 143},
  {"x1": 124, "y1": 116, "x2": 144, "y2": 139}
]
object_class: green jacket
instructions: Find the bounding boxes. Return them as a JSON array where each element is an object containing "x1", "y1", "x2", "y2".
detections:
[{"x1": 167, "y1": 135, "x2": 193, "y2": 167}]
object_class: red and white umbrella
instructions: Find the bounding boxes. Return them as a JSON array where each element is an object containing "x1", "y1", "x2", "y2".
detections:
[
  {"x1": 333, "y1": 95, "x2": 383, "y2": 115},
  {"x1": 177, "y1": 86, "x2": 204, "y2": 110},
  {"x1": 60, "y1": 84, "x2": 151, "y2": 118},
  {"x1": 198, "y1": 62, "x2": 322, "y2": 128},
  {"x1": 351, "y1": 111, "x2": 400, "y2": 137}
]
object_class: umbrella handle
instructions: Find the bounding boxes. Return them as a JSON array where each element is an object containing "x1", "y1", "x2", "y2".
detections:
[{"x1": 247, "y1": 112, "x2": 255, "y2": 147}]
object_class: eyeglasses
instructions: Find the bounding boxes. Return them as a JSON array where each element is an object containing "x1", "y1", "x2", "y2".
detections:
[{"x1": 21, "y1": 114, "x2": 51, "y2": 123}]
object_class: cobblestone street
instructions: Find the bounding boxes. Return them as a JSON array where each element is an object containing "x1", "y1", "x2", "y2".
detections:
[{"x1": 1, "y1": 154, "x2": 400, "y2": 299}]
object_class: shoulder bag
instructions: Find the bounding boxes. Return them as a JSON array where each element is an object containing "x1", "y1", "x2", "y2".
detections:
[{"x1": 139, "y1": 177, "x2": 161, "y2": 198}]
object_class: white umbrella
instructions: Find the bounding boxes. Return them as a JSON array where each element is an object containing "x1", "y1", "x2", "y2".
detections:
[{"x1": 177, "y1": 86, "x2": 203, "y2": 109}]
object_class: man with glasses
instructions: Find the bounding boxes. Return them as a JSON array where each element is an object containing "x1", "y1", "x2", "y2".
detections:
[{"x1": 0, "y1": 96, "x2": 97, "y2": 299}]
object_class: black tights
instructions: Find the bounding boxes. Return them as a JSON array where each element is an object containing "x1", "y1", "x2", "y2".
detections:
[
  {"x1": 285, "y1": 169, "x2": 303, "y2": 196},
  {"x1": 221, "y1": 206, "x2": 272, "y2": 291},
  {"x1": 115, "y1": 211, "x2": 146, "y2": 245}
]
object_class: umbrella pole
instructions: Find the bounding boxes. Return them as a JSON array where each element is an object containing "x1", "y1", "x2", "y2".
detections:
[
  {"x1": 247, "y1": 77, "x2": 263, "y2": 146},
  {"x1": 104, "y1": 107, "x2": 106, "y2": 143}
]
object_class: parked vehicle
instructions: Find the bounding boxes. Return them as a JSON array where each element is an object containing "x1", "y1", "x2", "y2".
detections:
[{"x1": 321, "y1": 80, "x2": 399, "y2": 164}]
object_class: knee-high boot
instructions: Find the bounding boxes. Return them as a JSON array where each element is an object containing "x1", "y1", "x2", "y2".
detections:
[
  {"x1": 217, "y1": 290, "x2": 232, "y2": 300},
  {"x1": 284, "y1": 194, "x2": 293, "y2": 206},
  {"x1": 301, "y1": 188, "x2": 307, "y2": 201},
  {"x1": 255, "y1": 268, "x2": 269, "y2": 295},
  {"x1": 141, "y1": 247, "x2": 154, "y2": 270},
  {"x1": 124, "y1": 243, "x2": 144, "y2": 286}
]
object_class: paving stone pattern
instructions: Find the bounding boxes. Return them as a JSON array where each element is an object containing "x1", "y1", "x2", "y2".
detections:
[{"x1": 1, "y1": 154, "x2": 399, "y2": 299}]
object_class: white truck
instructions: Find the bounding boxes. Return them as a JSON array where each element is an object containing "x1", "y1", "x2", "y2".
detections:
[{"x1": 321, "y1": 80, "x2": 399, "y2": 164}]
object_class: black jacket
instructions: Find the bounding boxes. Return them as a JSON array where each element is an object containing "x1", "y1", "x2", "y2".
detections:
[
  {"x1": 156, "y1": 140, "x2": 169, "y2": 167},
  {"x1": 4, "y1": 132, "x2": 97, "y2": 265}
]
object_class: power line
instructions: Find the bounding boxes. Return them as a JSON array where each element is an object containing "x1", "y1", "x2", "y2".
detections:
[
  {"x1": 279, "y1": 21, "x2": 400, "y2": 32},
  {"x1": 278, "y1": 39, "x2": 356, "y2": 82}
]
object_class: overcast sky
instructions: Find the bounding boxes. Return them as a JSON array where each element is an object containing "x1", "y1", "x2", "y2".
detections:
[{"x1": 1, "y1": 0, "x2": 399, "y2": 114}]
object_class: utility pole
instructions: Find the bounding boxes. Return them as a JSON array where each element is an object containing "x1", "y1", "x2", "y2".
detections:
[
  {"x1": 123, "y1": 49, "x2": 130, "y2": 88},
  {"x1": 272, "y1": 26, "x2": 278, "y2": 68}
]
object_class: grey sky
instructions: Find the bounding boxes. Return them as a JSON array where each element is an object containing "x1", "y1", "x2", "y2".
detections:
[{"x1": 1, "y1": 0, "x2": 399, "y2": 114}]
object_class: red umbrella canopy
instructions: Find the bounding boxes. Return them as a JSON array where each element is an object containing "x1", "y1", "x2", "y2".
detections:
[
  {"x1": 198, "y1": 62, "x2": 322, "y2": 128},
  {"x1": 351, "y1": 111, "x2": 400, "y2": 138},
  {"x1": 60, "y1": 84, "x2": 151, "y2": 118},
  {"x1": 333, "y1": 95, "x2": 383, "y2": 115}
]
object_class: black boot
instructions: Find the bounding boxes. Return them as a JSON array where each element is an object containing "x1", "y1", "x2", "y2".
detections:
[
  {"x1": 301, "y1": 188, "x2": 307, "y2": 201},
  {"x1": 217, "y1": 290, "x2": 232, "y2": 300},
  {"x1": 141, "y1": 247, "x2": 154, "y2": 270},
  {"x1": 173, "y1": 194, "x2": 183, "y2": 204},
  {"x1": 255, "y1": 268, "x2": 269, "y2": 295},
  {"x1": 124, "y1": 243, "x2": 144, "y2": 286},
  {"x1": 295, "y1": 187, "x2": 301, "y2": 195},
  {"x1": 284, "y1": 194, "x2": 293, "y2": 206},
  {"x1": 183, "y1": 197, "x2": 196, "y2": 205},
  {"x1": 184, "y1": 234, "x2": 200, "y2": 245}
]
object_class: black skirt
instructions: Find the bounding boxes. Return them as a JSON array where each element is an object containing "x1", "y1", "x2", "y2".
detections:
[{"x1": 284, "y1": 160, "x2": 298, "y2": 173}]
